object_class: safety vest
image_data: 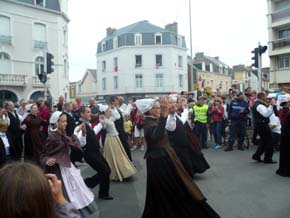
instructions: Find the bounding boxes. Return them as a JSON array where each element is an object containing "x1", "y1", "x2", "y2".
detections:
[{"x1": 193, "y1": 104, "x2": 208, "y2": 123}]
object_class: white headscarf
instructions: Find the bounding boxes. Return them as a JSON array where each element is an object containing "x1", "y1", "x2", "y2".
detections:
[
  {"x1": 49, "y1": 111, "x2": 62, "y2": 124},
  {"x1": 136, "y1": 99, "x2": 155, "y2": 114},
  {"x1": 98, "y1": 104, "x2": 109, "y2": 113}
]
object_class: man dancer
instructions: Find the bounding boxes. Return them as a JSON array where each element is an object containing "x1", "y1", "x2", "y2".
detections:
[
  {"x1": 76, "y1": 106, "x2": 113, "y2": 200},
  {"x1": 110, "y1": 96, "x2": 132, "y2": 160},
  {"x1": 5, "y1": 101, "x2": 26, "y2": 159},
  {"x1": 252, "y1": 92, "x2": 276, "y2": 164}
]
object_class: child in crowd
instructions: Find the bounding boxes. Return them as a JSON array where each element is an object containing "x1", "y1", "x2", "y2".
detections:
[
  {"x1": 269, "y1": 113, "x2": 281, "y2": 151},
  {"x1": 124, "y1": 115, "x2": 133, "y2": 147},
  {"x1": 0, "y1": 119, "x2": 13, "y2": 167}
]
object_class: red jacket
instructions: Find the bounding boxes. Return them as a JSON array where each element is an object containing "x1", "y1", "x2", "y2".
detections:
[
  {"x1": 38, "y1": 106, "x2": 50, "y2": 133},
  {"x1": 210, "y1": 105, "x2": 224, "y2": 122}
]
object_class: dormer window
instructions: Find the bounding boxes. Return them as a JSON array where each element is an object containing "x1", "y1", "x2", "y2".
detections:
[
  {"x1": 113, "y1": 37, "x2": 118, "y2": 49},
  {"x1": 102, "y1": 42, "x2": 106, "y2": 52},
  {"x1": 34, "y1": 0, "x2": 45, "y2": 7},
  {"x1": 177, "y1": 36, "x2": 183, "y2": 47},
  {"x1": 135, "y1": 33, "x2": 142, "y2": 46},
  {"x1": 155, "y1": 33, "x2": 162, "y2": 45}
]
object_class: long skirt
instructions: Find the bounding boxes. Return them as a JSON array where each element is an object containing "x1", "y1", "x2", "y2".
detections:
[
  {"x1": 142, "y1": 153, "x2": 220, "y2": 218},
  {"x1": 103, "y1": 135, "x2": 137, "y2": 181},
  {"x1": 46, "y1": 164, "x2": 99, "y2": 218},
  {"x1": 276, "y1": 128, "x2": 290, "y2": 177}
]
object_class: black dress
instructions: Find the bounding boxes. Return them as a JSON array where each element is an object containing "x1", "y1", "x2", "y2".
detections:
[
  {"x1": 142, "y1": 116, "x2": 220, "y2": 218},
  {"x1": 276, "y1": 110, "x2": 290, "y2": 177}
]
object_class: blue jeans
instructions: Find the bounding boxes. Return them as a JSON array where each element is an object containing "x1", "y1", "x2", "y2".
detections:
[
  {"x1": 228, "y1": 120, "x2": 246, "y2": 146},
  {"x1": 194, "y1": 122, "x2": 208, "y2": 148},
  {"x1": 213, "y1": 121, "x2": 222, "y2": 145}
]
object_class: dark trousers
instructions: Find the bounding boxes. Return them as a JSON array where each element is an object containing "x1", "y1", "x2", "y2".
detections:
[
  {"x1": 83, "y1": 150, "x2": 111, "y2": 197},
  {"x1": 228, "y1": 120, "x2": 246, "y2": 146},
  {"x1": 118, "y1": 132, "x2": 132, "y2": 160},
  {"x1": 253, "y1": 124, "x2": 274, "y2": 161},
  {"x1": 11, "y1": 137, "x2": 23, "y2": 159},
  {"x1": 194, "y1": 122, "x2": 207, "y2": 148}
]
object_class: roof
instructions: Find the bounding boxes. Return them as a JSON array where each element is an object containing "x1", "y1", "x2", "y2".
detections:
[
  {"x1": 16, "y1": 0, "x2": 61, "y2": 11},
  {"x1": 87, "y1": 69, "x2": 97, "y2": 81},
  {"x1": 102, "y1": 20, "x2": 172, "y2": 41},
  {"x1": 204, "y1": 56, "x2": 228, "y2": 67}
]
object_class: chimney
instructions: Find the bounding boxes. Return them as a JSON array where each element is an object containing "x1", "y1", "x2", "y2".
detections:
[
  {"x1": 214, "y1": 56, "x2": 219, "y2": 60},
  {"x1": 106, "y1": 27, "x2": 116, "y2": 37},
  {"x1": 165, "y1": 22, "x2": 178, "y2": 33}
]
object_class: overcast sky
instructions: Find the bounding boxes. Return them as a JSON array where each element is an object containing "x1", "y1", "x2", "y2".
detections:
[{"x1": 68, "y1": 0, "x2": 269, "y2": 82}]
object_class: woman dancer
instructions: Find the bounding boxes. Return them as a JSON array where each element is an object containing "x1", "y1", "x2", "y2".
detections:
[
  {"x1": 137, "y1": 97, "x2": 220, "y2": 218},
  {"x1": 23, "y1": 104, "x2": 45, "y2": 164},
  {"x1": 99, "y1": 105, "x2": 136, "y2": 181},
  {"x1": 41, "y1": 111, "x2": 98, "y2": 218}
]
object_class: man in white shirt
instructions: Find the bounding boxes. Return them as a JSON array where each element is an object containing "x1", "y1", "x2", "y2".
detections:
[
  {"x1": 269, "y1": 114, "x2": 281, "y2": 151},
  {"x1": 252, "y1": 92, "x2": 276, "y2": 164}
]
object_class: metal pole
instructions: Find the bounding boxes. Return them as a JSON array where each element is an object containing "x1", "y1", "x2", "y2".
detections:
[
  {"x1": 43, "y1": 49, "x2": 48, "y2": 101},
  {"x1": 189, "y1": 0, "x2": 194, "y2": 91},
  {"x1": 258, "y1": 42, "x2": 262, "y2": 91}
]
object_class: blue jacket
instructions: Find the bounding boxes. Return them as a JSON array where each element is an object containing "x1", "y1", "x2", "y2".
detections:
[{"x1": 228, "y1": 99, "x2": 249, "y2": 121}]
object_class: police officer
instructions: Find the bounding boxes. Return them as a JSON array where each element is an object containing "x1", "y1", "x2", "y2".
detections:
[
  {"x1": 252, "y1": 92, "x2": 276, "y2": 164},
  {"x1": 193, "y1": 96, "x2": 209, "y2": 149},
  {"x1": 225, "y1": 91, "x2": 249, "y2": 151}
]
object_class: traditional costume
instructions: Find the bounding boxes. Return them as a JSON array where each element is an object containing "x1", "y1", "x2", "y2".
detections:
[
  {"x1": 41, "y1": 112, "x2": 98, "y2": 218},
  {"x1": 136, "y1": 99, "x2": 220, "y2": 218}
]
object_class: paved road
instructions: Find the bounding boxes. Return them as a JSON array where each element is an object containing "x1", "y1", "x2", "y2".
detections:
[{"x1": 80, "y1": 145, "x2": 290, "y2": 218}]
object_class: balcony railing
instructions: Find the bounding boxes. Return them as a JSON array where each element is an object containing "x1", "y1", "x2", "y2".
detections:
[
  {"x1": 33, "y1": 40, "x2": 47, "y2": 49},
  {"x1": 0, "y1": 35, "x2": 12, "y2": 46},
  {"x1": 272, "y1": 37, "x2": 290, "y2": 50},
  {"x1": 272, "y1": 8, "x2": 290, "y2": 22},
  {"x1": 32, "y1": 76, "x2": 50, "y2": 87},
  {"x1": 0, "y1": 74, "x2": 26, "y2": 86}
]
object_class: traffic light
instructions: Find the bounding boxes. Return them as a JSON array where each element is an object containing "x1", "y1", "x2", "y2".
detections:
[
  {"x1": 38, "y1": 72, "x2": 47, "y2": 83},
  {"x1": 252, "y1": 48, "x2": 259, "y2": 68},
  {"x1": 259, "y1": 45, "x2": 267, "y2": 55},
  {"x1": 46, "y1": 52, "x2": 54, "y2": 74}
]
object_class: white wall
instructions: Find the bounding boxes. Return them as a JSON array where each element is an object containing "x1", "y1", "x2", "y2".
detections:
[
  {"x1": 96, "y1": 45, "x2": 188, "y2": 95},
  {"x1": 0, "y1": 0, "x2": 69, "y2": 101}
]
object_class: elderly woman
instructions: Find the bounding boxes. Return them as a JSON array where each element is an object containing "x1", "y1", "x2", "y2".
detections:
[
  {"x1": 137, "y1": 97, "x2": 220, "y2": 218},
  {"x1": 41, "y1": 111, "x2": 98, "y2": 218}
]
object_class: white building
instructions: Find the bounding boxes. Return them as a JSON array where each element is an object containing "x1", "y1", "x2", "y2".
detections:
[
  {"x1": 0, "y1": 0, "x2": 70, "y2": 105},
  {"x1": 267, "y1": 0, "x2": 290, "y2": 88},
  {"x1": 96, "y1": 21, "x2": 188, "y2": 101}
]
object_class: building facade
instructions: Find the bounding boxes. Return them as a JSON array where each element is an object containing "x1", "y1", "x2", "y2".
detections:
[
  {"x1": 69, "y1": 69, "x2": 97, "y2": 103},
  {"x1": 0, "y1": 0, "x2": 69, "y2": 105},
  {"x1": 267, "y1": 0, "x2": 290, "y2": 88},
  {"x1": 192, "y1": 52, "x2": 232, "y2": 93},
  {"x1": 96, "y1": 21, "x2": 188, "y2": 101}
]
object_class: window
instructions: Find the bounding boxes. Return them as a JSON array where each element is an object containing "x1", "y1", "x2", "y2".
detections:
[
  {"x1": 35, "y1": 56, "x2": 44, "y2": 76},
  {"x1": 34, "y1": 0, "x2": 45, "y2": 6},
  {"x1": 34, "y1": 23, "x2": 46, "y2": 42},
  {"x1": 177, "y1": 36, "x2": 183, "y2": 47},
  {"x1": 279, "y1": 29, "x2": 290, "y2": 39},
  {"x1": 156, "y1": 74, "x2": 164, "y2": 88},
  {"x1": 155, "y1": 33, "x2": 162, "y2": 45},
  {"x1": 135, "y1": 33, "x2": 142, "y2": 46},
  {"x1": 0, "y1": 52, "x2": 11, "y2": 74},
  {"x1": 113, "y1": 57, "x2": 118, "y2": 72},
  {"x1": 155, "y1": 55, "x2": 162, "y2": 67},
  {"x1": 102, "y1": 78, "x2": 106, "y2": 90},
  {"x1": 226, "y1": 81, "x2": 228, "y2": 90},
  {"x1": 102, "y1": 42, "x2": 106, "y2": 51},
  {"x1": 179, "y1": 75, "x2": 183, "y2": 88},
  {"x1": 278, "y1": 56, "x2": 290, "y2": 69},
  {"x1": 102, "y1": 61, "x2": 106, "y2": 72},
  {"x1": 135, "y1": 55, "x2": 142, "y2": 68},
  {"x1": 0, "y1": 16, "x2": 11, "y2": 36},
  {"x1": 205, "y1": 65, "x2": 210, "y2": 72},
  {"x1": 135, "y1": 74, "x2": 143, "y2": 88},
  {"x1": 113, "y1": 76, "x2": 118, "y2": 89},
  {"x1": 63, "y1": 26, "x2": 67, "y2": 47},
  {"x1": 113, "y1": 37, "x2": 118, "y2": 49},
  {"x1": 178, "y1": 56, "x2": 183, "y2": 68}
]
